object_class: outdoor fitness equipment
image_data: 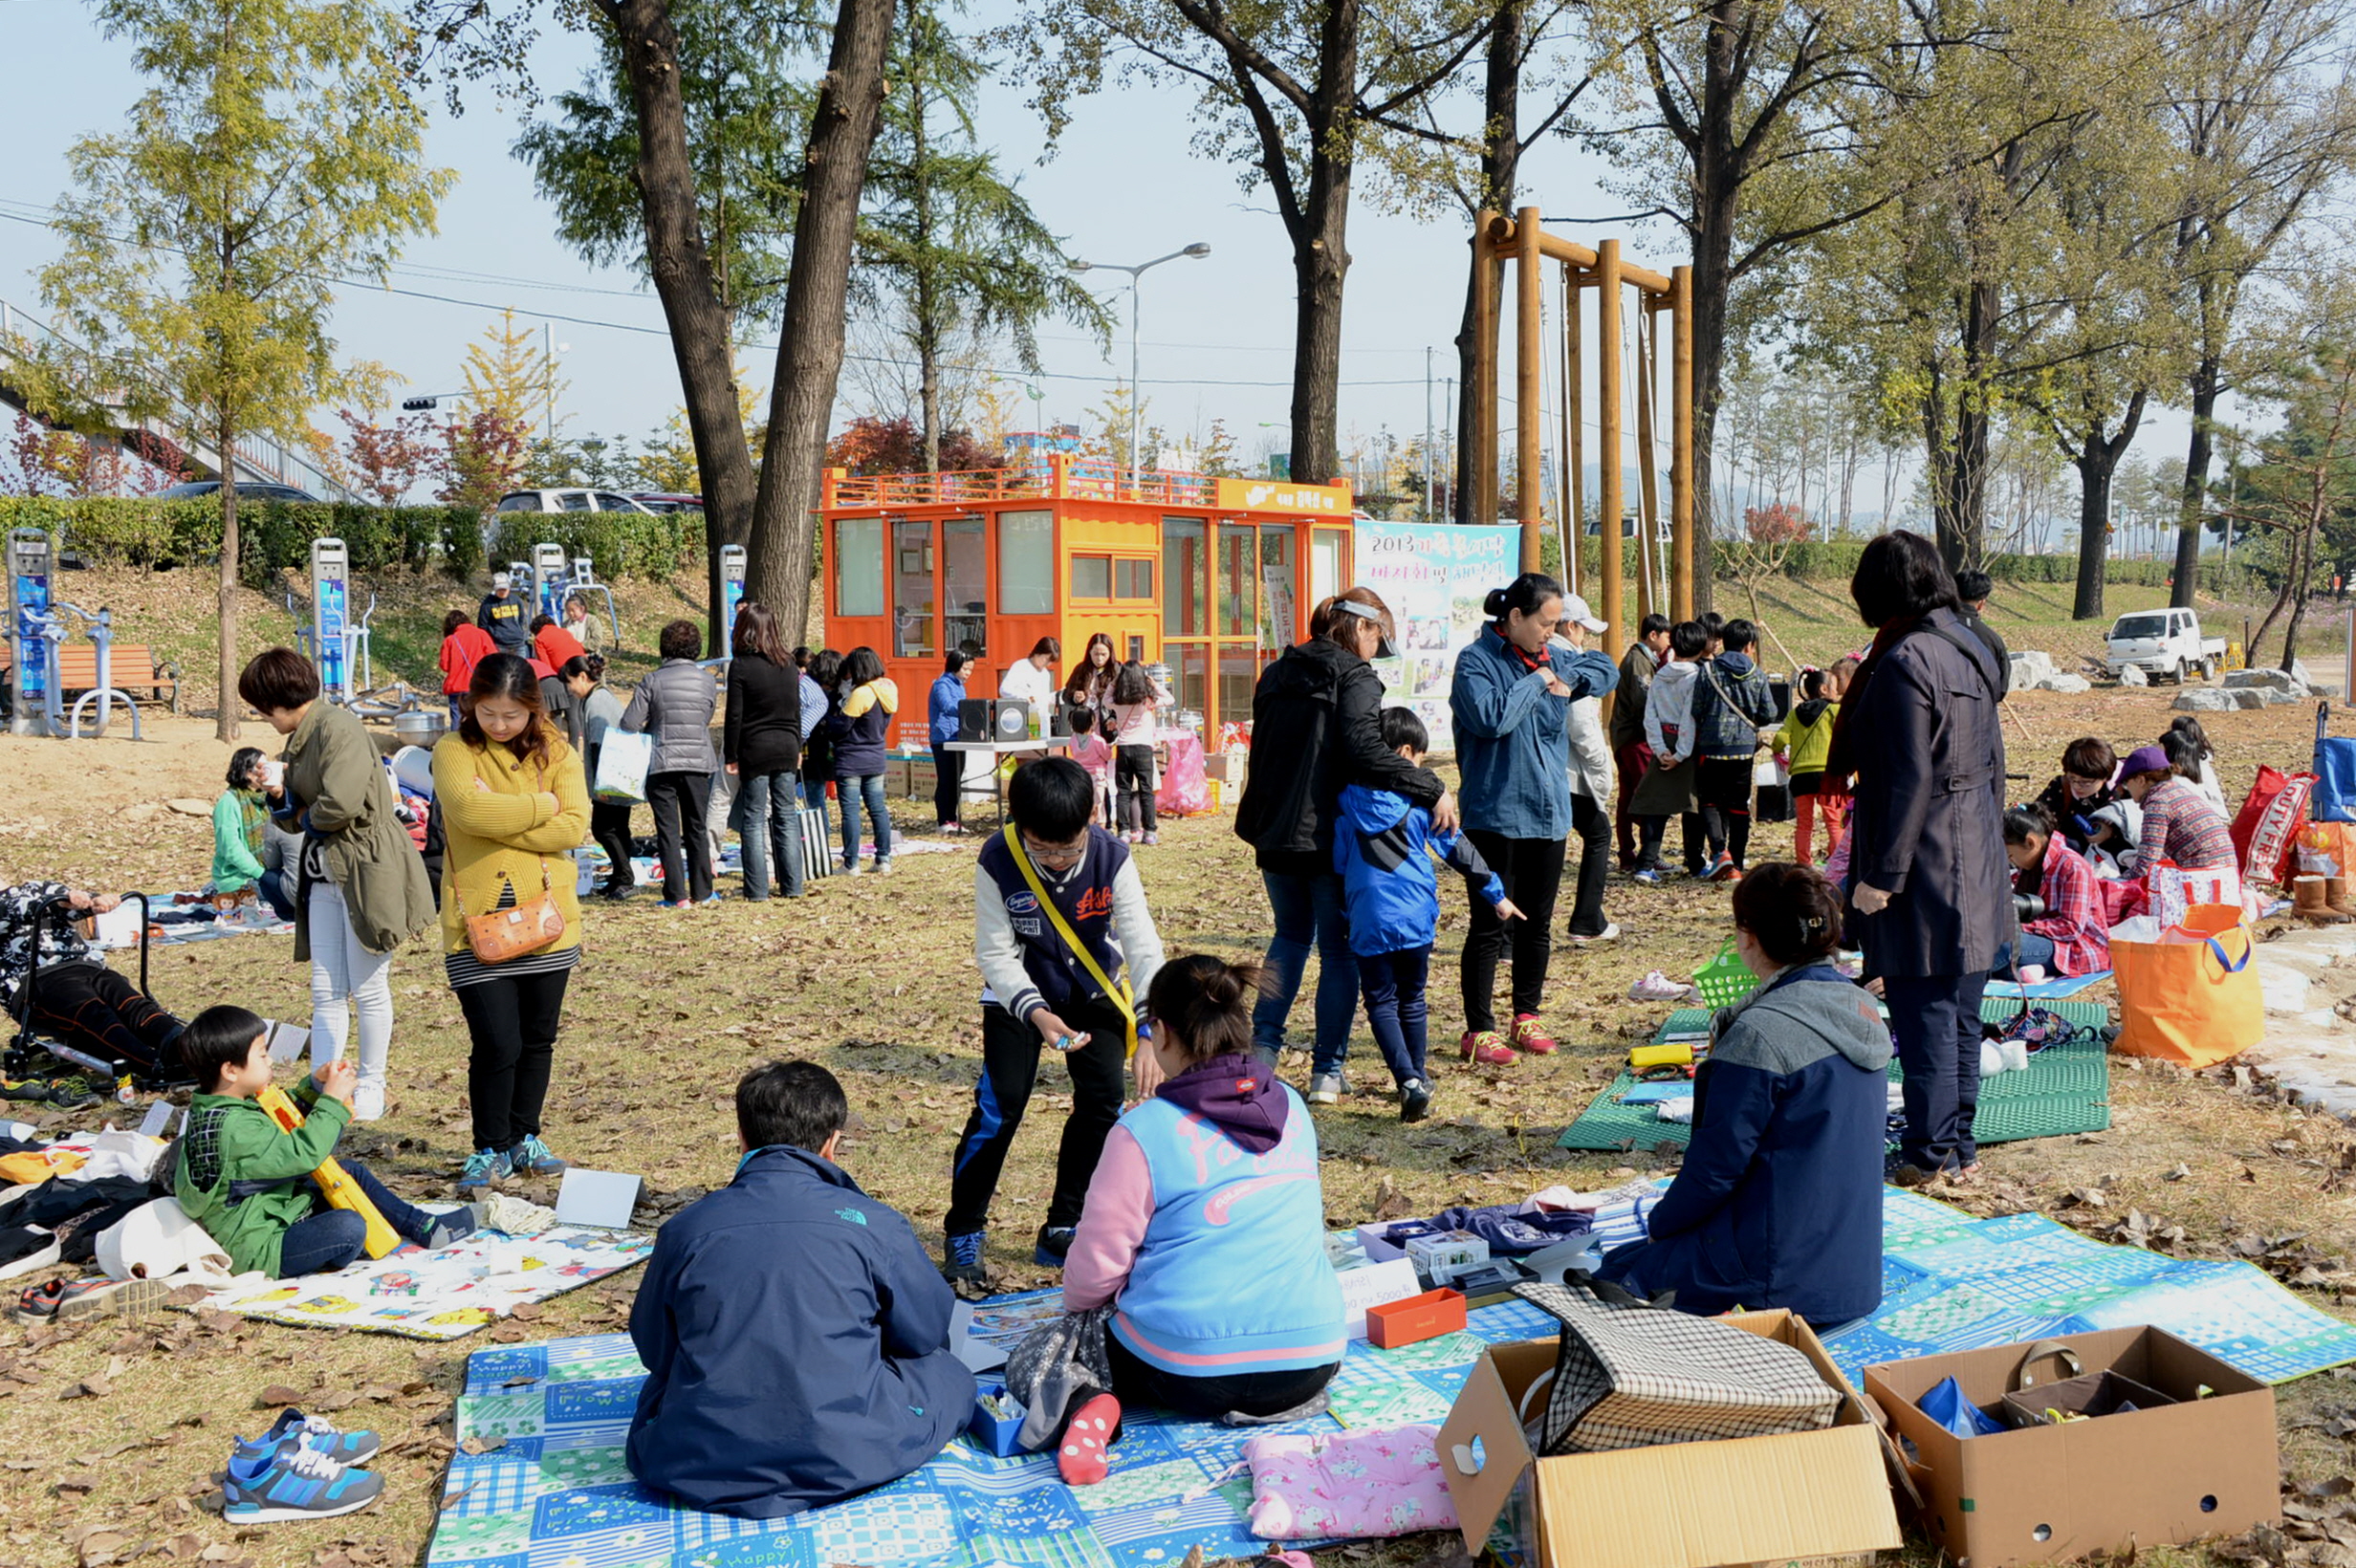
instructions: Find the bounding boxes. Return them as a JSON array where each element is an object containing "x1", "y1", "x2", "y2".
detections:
[
  {"x1": 8, "y1": 528, "x2": 51, "y2": 737},
  {"x1": 716, "y1": 543, "x2": 747, "y2": 661},
  {"x1": 524, "y1": 545, "x2": 621, "y2": 649},
  {"x1": 284, "y1": 538, "x2": 426, "y2": 723}
]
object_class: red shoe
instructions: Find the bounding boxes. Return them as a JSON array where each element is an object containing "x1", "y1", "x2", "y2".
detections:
[
  {"x1": 1509, "y1": 1014, "x2": 1558, "y2": 1056},
  {"x1": 1459, "y1": 1031, "x2": 1515, "y2": 1065},
  {"x1": 1058, "y1": 1393, "x2": 1121, "y2": 1486}
]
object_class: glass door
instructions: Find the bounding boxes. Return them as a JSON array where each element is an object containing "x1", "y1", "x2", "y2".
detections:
[{"x1": 891, "y1": 518, "x2": 935, "y2": 659}]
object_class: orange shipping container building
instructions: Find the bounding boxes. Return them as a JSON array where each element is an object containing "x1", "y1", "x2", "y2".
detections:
[{"x1": 820, "y1": 454, "x2": 1357, "y2": 749}]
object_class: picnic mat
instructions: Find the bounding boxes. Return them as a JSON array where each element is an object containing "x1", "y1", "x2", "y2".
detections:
[
  {"x1": 1823, "y1": 1189, "x2": 2356, "y2": 1386},
  {"x1": 424, "y1": 1294, "x2": 1564, "y2": 1568},
  {"x1": 1560, "y1": 1032, "x2": 2112, "y2": 1152},
  {"x1": 177, "y1": 1225, "x2": 653, "y2": 1340},
  {"x1": 1649, "y1": 993, "x2": 2112, "y2": 1043},
  {"x1": 1986, "y1": 969, "x2": 2113, "y2": 1000}
]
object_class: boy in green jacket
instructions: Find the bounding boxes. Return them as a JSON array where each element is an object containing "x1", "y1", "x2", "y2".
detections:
[{"x1": 175, "y1": 1007, "x2": 476, "y2": 1278}]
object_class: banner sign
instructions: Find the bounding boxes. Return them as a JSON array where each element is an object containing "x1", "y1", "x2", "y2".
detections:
[
  {"x1": 1214, "y1": 477, "x2": 1353, "y2": 515},
  {"x1": 1353, "y1": 522, "x2": 1518, "y2": 753}
]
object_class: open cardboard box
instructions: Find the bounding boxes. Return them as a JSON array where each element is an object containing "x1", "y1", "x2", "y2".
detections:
[
  {"x1": 1864, "y1": 1326, "x2": 2279, "y2": 1568},
  {"x1": 1437, "y1": 1309, "x2": 1901, "y2": 1568}
]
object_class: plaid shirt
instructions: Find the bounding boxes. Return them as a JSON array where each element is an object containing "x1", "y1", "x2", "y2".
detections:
[{"x1": 2024, "y1": 841, "x2": 2107, "y2": 976}]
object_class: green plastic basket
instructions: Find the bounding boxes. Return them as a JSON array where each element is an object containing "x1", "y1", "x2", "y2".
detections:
[{"x1": 1691, "y1": 938, "x2": 1759, "y2": 1008}]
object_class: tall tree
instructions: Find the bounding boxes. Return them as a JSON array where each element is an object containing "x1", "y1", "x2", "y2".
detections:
[
  {"x1": 461, "y1": 309, "x2": 571, "y2": 442},
  {"x1": 2160, "y1": 0, "x2": 2356, "y2": 607},
  {"x1": 1011, "y1": 0, "x2": 1486, "y2": 489},
  {"x1": 859, "y1": 0, "x2": 1109, "y2": 471},
  {"x1": 39, "y1": 0, "x2": 447, "y2": 740}
]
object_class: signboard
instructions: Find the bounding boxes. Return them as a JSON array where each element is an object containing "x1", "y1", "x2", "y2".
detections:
[
  {"x1": 9, "y1": 530, "x2": 51, "y2": 716},
  {"x1": 310, "y1": 537, "x2": 349, "y2": 702},
  {"x1": 1353, "y1": 521, "x2": 1518, "y2": 753},
  {"x1": 718, "y1": 544, "x2": 748, "y2": 660},
  {"x1": 1215, "y1": 477, "x2": 1352, "y2": 516}
]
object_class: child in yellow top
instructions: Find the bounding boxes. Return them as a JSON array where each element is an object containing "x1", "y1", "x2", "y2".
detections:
[{"x1": 1780, "y1": 658, "x2": 1853, "y2": 866}]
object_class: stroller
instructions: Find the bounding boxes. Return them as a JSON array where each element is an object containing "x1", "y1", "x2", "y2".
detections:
[{"x1": 4, "y1": 893, "x2": 187, "y2": 1096}]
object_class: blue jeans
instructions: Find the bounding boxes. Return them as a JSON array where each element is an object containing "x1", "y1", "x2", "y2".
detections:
[
  {"x1": 737, "y1": 770, "x2": 804, "y2": 900},
  {"x1": 276, "y1": 1159, "x2": 452, "y2": 1276},
  {"x1": 801, "y1": 773, "x2": 833, "y2": 849},
  {"x1": 1251, "y1": 868, "x2": 1355, "y2": 1074},
  {"x1": 447, "y1": 695, "x2": 464, "y2": 729},
  {"x1": 256, "y1": 869, "x2": 295, "y2": 923},
  {"x1": 1996, "y1": 930, "x2": 2057, "y2": 978},
  {"x1": 1886, "y1": 971, "x2": 1990, "y2": 1172},
  {"x1": 1358, "y1": 946, "x2": 1431, "y2": 1089},
  {"x1": 840, "y1": 773, "x2": 891, "y2": 867}
]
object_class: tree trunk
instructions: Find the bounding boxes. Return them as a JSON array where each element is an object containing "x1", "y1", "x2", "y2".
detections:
[
  {"x1": 2169, "y1": 354, "x2": 2220, "y2": 609},
  {"x1": 1685, "y1": 176, "x2": 1737, "y2": 616},
  {"x1": 912, "y1": 38, "x2": 941, "y2": 475},
  {"x1": 216, "y1": 416, "x2": 238, "y2": 743},
  {"x1": 1452, "y1": 0, "x2": 1520, "y2": 523},
  {"x1": 2281, "y1": 519, "x2": 2317, "y2": 673},
  {"x1": 611, "y1": 0, "x2": 760, "y2": 654},
  {"x1": 1283, "y1": 0, "x2": 1358, "y2": 490},
  {"x1": 746, "y1": 0, "x2": 899, "y2": 635},
  {"x1": 2069, "y1": 391, "x2": 2148, "y2": 622}
]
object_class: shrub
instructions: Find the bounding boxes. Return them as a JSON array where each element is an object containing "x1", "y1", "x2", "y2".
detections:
[
  {"x1": 488, "y1": 507, "x2": 706, "y2": 579},
  {"x1": 0, "y1": 496, "x2": 486, "y2": 585}
]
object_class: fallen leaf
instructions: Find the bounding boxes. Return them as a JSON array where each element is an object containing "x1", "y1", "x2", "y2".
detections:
[
  {"x1": 256, "y1": 1384, "x2": 302, "y2": 1408},
  {"x1": 458, "y1": 1436, "x2": 506, "y2": 1455}
]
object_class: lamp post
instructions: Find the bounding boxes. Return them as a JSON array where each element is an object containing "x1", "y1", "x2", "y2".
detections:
[{"x1": 1070, "y1": 244, "x2": 1211, "y2": 493}]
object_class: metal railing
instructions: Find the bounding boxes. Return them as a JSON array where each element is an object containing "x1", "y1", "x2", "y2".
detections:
[
  {"x1": 0, "y1": 295, "x2": 355, "y2": 500},
  {"x1": 824, "y1": 451, "x2": 1220, "y2": 510}
]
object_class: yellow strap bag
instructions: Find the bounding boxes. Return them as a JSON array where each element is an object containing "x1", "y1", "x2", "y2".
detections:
[{"x1": 1001, "y1": 825, "x2": 1139, "y2": 1059}]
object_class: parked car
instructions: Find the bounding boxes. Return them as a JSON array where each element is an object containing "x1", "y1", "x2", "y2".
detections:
[
  {"x1": 491, "y1": 489, "x2": 657, "y2": 516},
  {"x1": 158, "y1": 480, "x2": 320, "y2": 503},
  {"x1": 2105, "y1": 607, "x2": 2225, "y2": 684},
  {"x1": 630, "y1": 492, "x2": 705, "y2": 515}
]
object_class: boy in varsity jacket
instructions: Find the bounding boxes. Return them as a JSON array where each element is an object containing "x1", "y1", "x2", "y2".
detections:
[{"x1": 944, "y1": 756, "x2": 1165, "y2": 1287}]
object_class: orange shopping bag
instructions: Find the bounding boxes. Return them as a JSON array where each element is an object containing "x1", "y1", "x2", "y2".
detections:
[{"x1": 2111, "y1": 904, "x2": 2265, "y2": 1067}]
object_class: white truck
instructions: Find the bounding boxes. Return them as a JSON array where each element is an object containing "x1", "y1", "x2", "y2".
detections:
[{"x1": 2104, "y1": 607, "x2": 2224, "y2": 684}]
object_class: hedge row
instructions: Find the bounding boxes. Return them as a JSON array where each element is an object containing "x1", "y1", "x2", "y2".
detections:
[
  {"x1": 0, "y1": 497, "x2": 487, "y2": 584},
  {"x1": 487, "y1": 509, "x2": 708, "y2": 579}
]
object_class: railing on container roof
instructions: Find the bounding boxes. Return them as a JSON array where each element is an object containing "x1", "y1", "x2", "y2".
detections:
[{"x1": 825, "y1": 450, "x2": 1217, "y2": 511}]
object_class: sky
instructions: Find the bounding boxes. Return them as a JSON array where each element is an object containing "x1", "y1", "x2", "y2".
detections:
[{"x1": 0, "y1": 0, "x2": 2201, "y2": 522}]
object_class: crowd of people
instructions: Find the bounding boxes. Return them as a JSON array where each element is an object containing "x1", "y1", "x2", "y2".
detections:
[{"x1": 1, "y1": 534, "x2": 2266, "y2": 1527}]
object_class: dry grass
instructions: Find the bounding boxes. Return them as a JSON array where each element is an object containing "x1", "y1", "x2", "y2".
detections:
[{"x1": 0, "y1": 572, "x2": 2352, "y2": 1567}]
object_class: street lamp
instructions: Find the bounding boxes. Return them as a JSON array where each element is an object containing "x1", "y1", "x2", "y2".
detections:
[{"x1": 1069, "y1": 243, "x2": 1211, "y2": 492}]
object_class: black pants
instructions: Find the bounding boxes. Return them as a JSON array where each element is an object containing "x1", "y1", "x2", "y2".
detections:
[
  {"x1": 455, "y1": 967, "x2": 572, "y2": 1152},
  {"x1": 1565, "y1": 794, "x2": 1610, "y2": 937},
  {"x1": 29, "y1": 962, "x2": 183, "y2": 1074},
  {"x1": 1104, "y1": 1332, "x2": 1338, "y2": 1422},
  {"x1": 1695, "y1": 757, "x2": 1754, "y2": 868},
  {"x1": 947, "y1": 997, "x2": 1129, "y2": 1236},
  {"x1": 931, "y1": 741, "x2": 963, "y2": 827},
  {"x1": 1115, "y1": 745, "x2": 1157, "y2": 833},
  {"x1": 589, "y1": 799, "x2": 635, "y2": 891},
  {"x1": 1887, "y1": 970, "x2": 1989, "y2": 1172},
  {"x1": 645, "y1": 771, "x2": 713, "y2": 904},
  {"x1": 1461, "y1": 833, "x2": 1565, "y2": 1034}
]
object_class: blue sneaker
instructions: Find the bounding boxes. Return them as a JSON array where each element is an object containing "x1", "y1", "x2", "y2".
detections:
[
  {"x1": 457, "y1": 1146, "x2": 512, "y2": 1195},
  {"x1": 1632, "y1": 866, "x2": 1662, "y2": 885},
  {"x1": 1035, "y1": 1224, "x2": 1077, "y2": 1268},
  {"x1": 509, "y1": 1134, "x2": 568, "y2": 1177},
  {"x1": 942, "y1": 1230, "x2": 987, "y2": 1287},
  {"x1": 700, "y1": 893, "x2": 724, "y2": 905},
  {"x1": 223, "y1": 1442, "x2": 383, "y2": 1522},
  {"x1": 236, "y1": 1408, "x2": 382, "y2": 1466}
]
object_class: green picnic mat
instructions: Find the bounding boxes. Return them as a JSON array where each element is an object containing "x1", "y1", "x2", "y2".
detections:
[
  {"x1": 1652, "y1": 994, "x2": 2112, "y2": 1043},
  {"x1": 1561, "y1": 1006, "x2": 2113, "y2": 1153}
]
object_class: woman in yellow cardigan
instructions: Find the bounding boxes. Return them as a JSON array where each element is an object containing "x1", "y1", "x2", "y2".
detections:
[{"x1": 432, "y1": 652, "x2": 592, "y2": 1195}]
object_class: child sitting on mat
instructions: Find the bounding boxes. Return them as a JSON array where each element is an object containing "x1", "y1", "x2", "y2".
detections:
[
  {"x1": 1053, "y1": 953, "x2": 1346, "y2": 1486},
  {"x1": 2001, "y1": 806, "x2": 2108, "y2": 981},
  {"x1": 175, "y1": 1006, "x2": 476, "y2": 1278},
  {"x1": 626, "y1": 1059, "x2": 972, "y2": 1517},
  {"x1": 1593, "y1": 863, "x2": 1889, "y2": 1326}
]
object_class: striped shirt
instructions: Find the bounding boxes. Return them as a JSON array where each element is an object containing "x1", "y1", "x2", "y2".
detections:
[
  {"x1": 444, "y1": 879, "x2": 581, "y2": 991},
  {"x1": 2127, "y1": 776, "x2": 2236, "y2": 877}
]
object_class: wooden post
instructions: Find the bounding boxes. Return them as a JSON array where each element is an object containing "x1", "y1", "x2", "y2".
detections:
[
  {"x1": 1634, "y1": 301, "x2": 1662, "y2": 622},
  {"x1": 1596, "y1": 240, "x2": 1624, "y2": 659},
  {"x1": 1472, "y1": 210, "x2": 1500, "y2": 522},
  {"x1": 1516, "y1": 207, "x2": 1544, "y2": 572},
  {"x1": 1566, "y1": 267, "x2": 1584, "y2": 597},
  {"x1": 1670, "y1": 264, "x2": 1695, "y2": 621}
]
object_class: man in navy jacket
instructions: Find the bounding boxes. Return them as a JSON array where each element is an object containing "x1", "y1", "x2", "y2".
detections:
[{"x1": 626, "y1": 1060, "x2": 974, "y2": 1516}]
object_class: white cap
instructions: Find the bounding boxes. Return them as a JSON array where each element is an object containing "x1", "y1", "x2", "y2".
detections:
[
  {"x1": 491, "y1": 571, "x2": 512, "y2": 590},
  {"x1": 1561, "y1": 592, "x2": 1607, "y2": 634}
]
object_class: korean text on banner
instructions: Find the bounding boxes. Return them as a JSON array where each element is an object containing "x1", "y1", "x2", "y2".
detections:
[{"x1": 1354, "y1": 522, "x2": 1519, "y2": 754}]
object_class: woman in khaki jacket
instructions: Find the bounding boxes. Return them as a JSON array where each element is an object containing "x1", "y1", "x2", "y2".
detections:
[
  {"x1": 432, "y1": 652, "x2": 591, "y2": 1195},
  {"x1": 239, "y1": 648, "x2": 434, "y2": 1122}
]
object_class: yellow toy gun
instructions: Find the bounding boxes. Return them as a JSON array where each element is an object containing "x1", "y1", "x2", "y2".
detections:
[{"x1": 256, "y1": 1084, "x2": 401, "y2": 1259}]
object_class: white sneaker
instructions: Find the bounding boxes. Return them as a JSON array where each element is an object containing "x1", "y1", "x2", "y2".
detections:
[
  {"x1": 1569, "y1": 922, "x2": 1622, "y2": 947},
  {"x1": 1627, "y1": 969, "x2": 1688, "y2": 1002},
  {"x1": 874, "y1": 859, "x2": 894, "y2": 876},
  {"x1": 351, "y1": 1084, "x2": 385, "y2": 1122},
  {"x1": 1305, "y1": 1073, "x2": 1342, "y2": 1105}
]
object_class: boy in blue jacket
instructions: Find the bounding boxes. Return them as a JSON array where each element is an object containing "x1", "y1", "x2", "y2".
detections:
[
  {"x1": 1335, "y1": 708, "x2": 1522, "y2": 1121},
  {"x1": 627, "y1": 1060, "x2": 974, "y2": 1518}
]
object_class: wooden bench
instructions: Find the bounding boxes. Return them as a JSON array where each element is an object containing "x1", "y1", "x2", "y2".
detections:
[{"x1": 0, "y1": 643, "x2": 180, "y2": 712}]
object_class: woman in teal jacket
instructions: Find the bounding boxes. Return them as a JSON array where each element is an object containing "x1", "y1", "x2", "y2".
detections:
[
  {"x1": 211, "y1": 748, "x2": 294, "y2": 922},
  {"x1": 1448, "y1": 573, "x2": 1615, "y2": 1064}
]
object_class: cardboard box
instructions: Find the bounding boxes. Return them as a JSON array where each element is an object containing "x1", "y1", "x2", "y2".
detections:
[
  {"x1": 1355, "y1": 1219, "x2": 1441, "y2": 1262},
  {"x1": 1865, "y1": 1327, "x2": 2279, "y2": 1568},
  {"x1": 1439, "y1": 1311, "x2": 1901, "y2": 1568},
  {"x1": 1407, "y1": 1229, "x2": 1491, "y2": 1286},
  {"x1": 1366, "y1": 1288, "x2": 1466, "y2": 1348}
]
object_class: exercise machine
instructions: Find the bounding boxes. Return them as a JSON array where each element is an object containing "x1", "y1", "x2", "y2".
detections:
[
  {"x1": 8, "y1": 529, "x2": 51, "y2": 737},
  {"x1": 285, "y1": 538, "x2": 424, "y2": 722},
  {"x1": 525, "y1": 546, "x2": 622, "y2": 650},
  {"x1": 717, "y1": 543, "x2": 747, "y2": 661},
  {"x1": 54, "y1": 603, "x2": 141, "y2": 740}
]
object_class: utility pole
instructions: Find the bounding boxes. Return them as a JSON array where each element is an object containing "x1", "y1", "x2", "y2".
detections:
[{"x1": 1424, "y1": 347, "x2": 1434, "y2": 524}]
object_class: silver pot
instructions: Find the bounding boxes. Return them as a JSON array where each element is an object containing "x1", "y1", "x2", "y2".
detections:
[{"x1": 394, "y1": 708, "x2": 447, "y2": 742}]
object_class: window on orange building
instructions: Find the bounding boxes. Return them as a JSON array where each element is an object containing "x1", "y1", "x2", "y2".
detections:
[
  {"x1": 837, "y1": 516, "x2": 884, "y2": 617},
  {"x1": 1115, "y1": 557, "x2": 1154, "y2": 599},
  {"x1": 1071, "y1": 555, "x2": 1112, "y2": 599},
  {"x1": 999, "y1": 511, "x2": 1054, "y2": 614}
]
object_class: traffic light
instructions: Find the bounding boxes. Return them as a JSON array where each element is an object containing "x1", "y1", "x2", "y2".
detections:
[{"x1": 401, "y1": 396, "x2": 438, "y2": 411}]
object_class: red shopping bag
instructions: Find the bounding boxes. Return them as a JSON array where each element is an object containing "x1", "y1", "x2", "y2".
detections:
[{"x1": 2231, "y1": 765, "x2": 2312, "y2": 886}]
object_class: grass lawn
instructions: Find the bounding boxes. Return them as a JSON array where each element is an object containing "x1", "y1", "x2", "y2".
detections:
[{"x1": 0, "y1": 566, "x2": 2351, "y2": 1568}]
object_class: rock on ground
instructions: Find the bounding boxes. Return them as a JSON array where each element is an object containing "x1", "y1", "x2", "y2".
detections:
[
  {"x1": 2225, "y1": 667, "x2": 2305, "y2": 694},
  {"x1": 2173, "y1": 689, "x2": 2244, "y2": 712},
  {"x1": 2045, "y1": 673, "x2": 2091, "y2": 693},
  {"x1": 2009, "y1": 650, "x2": 2058, "y2": 689},
  {"x1": 2119, "y1": 665, "x2": 2149, "y2": 687}
]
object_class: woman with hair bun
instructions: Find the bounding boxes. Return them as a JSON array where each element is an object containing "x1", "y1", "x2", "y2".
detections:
[
  {"x1": 1054, "y1": 953, "x2": 1344, "y2": 1486},
  {"x1": 1594, "y1": 862, "x2": 1890, "y2": 1325}
]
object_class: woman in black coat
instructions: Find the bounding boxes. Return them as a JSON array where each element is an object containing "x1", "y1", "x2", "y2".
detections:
[
  {"x1": 1233, "y1": 588, "x2": 1454, "y2": 1099},
  {"x1": 1827, "y1": 532, "x2": 2010, "y2": 1180},
  {"x1": 724, "y1": 602, "x2": 805, "y2": 902}
]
